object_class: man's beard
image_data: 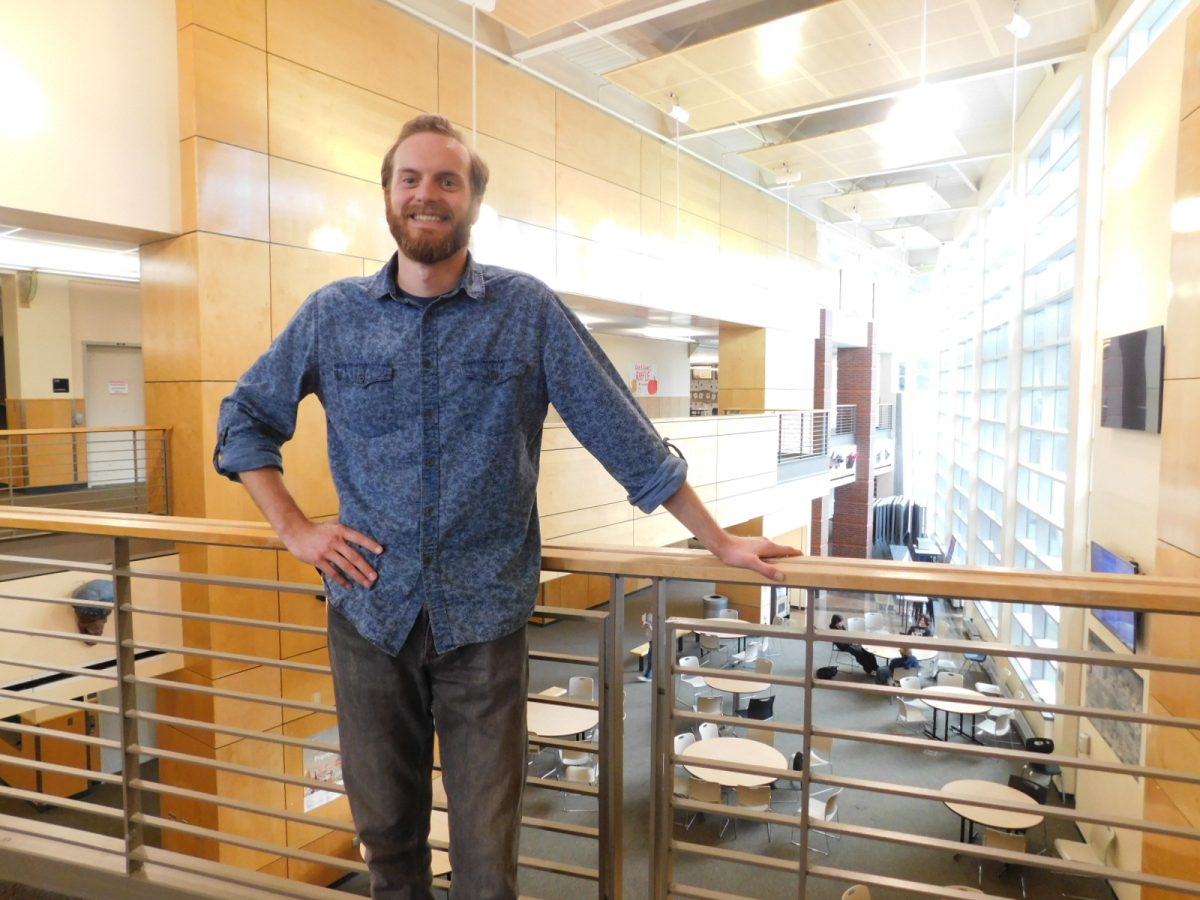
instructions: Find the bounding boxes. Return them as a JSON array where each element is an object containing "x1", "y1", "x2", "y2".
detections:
[{"x1": 386, "y1": 201, "x2": 473, "y2": 265}]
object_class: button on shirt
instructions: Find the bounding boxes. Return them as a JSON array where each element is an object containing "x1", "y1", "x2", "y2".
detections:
[{"x1": 214, "y1": 255, "x2": 687, "y2": 655}]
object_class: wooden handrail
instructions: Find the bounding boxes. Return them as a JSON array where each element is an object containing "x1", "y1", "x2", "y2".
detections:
[
  {"x1": 0, "y1": 426, "x2": 171, "y2": 437},
  {"x1": 0, "y1": 506, "x2": 1194, "y2": 613}
]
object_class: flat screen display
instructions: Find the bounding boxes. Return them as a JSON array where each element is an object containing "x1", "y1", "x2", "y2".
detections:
[
  {"x1": 1090, "y1": 541, "x2": 1139, "y2": 651},
  {"x1": 1100, "y1": 325, "x2": 1164, "y2": 433}
]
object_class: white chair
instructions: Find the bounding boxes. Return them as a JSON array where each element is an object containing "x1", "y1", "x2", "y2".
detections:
[
  {"x1": 864, "y1": 611, "x2": 884, "y2": 632},
  {"x1": 937, "y1": 671, "x2": 965, "y2": 688},
  {"x1": 761, "y1": 615, "x2": 785, "y2": 658},
  {"x1": 677, "y1": 655, "x2": 707, "y2": 706},
  {"x1": 842, "y1": 886, "x2": 871, "y2": 900},
  {"x1": 731, "y1": 642, "x2": 760, "y2": 668},
  {"x1": 1055, "y1": 824, "x2": 1117, "y2": 899},
  {"x1": 808, "y1": 734, "x2": 834, "y2": 776},
  {"x1": 978, "y1": 828, "x2": 1027, "y2": 898},
  {"x1": 975, "y1": 681, "x2": 1003, "y2": 696},
  {"x1": 685, "y1": 777, "x2": 730, "y2": 835},
  {"x1": 745, "y1": 726, "x2": 774, "y2": 746},
  {"x1": 898, "y1": 675, "x2": 922, "y2": 692},
  {"x1": 560, "y1": 760, "x2": 597, "y2": 812},
  {"x1": 673, "y1": 732, "x2": 697, "y2": 803},
  {"x1": 976, "y1": 708, "x2": 1016, "y2": 744},
  {"x1": 698, "y1": 631, "x2": 724, "y2": 664},
  {"x1": 895, "y1": 695, "x2": 927, "y2": 732},
  {"x1": 733, "y1": 784, "x2": 773, "y2": 840},
  {"x1": 791, "y1": 787, "x2": 841, "y2": 854},
  {"x1": 568, "y1": 675, "x2": 595, "y2": 700},
  {"x1": 718, "y1": 609, "x2": 740, "y2": 619},
  {"x1": 698, "y1": 722, "x2": 720, "y2": 742},
  {"x1": 695, "y1": 694, "x2": 724, "y2": 719},
  {"x1": 846, "y1": 616, "x2": 866, "y2": 633}
]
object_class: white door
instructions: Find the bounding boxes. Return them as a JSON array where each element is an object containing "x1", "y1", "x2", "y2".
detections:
[{"x1": 83, "y1": 345, "x2": 145, "y2": 486}]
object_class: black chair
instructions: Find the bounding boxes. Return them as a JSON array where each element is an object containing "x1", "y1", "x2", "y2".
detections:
[
  {"x1": 1023, "y1": 736, "x2": 1062, "y2": 798},
  {"x1": 740, "y1": 696, "x2": 776, "y2": 721}
]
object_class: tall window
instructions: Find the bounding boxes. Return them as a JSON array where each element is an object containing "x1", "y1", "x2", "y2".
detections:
[
  {"x1": 1107, "y1": 0, "x2": 1192, "y2": 95},
  {"x1": 1012, "y1": 602, "x2": 1061, "y2": 702},
  {"x1": 1015, "y1": 98, "x2": 1080, "y2": 573}
]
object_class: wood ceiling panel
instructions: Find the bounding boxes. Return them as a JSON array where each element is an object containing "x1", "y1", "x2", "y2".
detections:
[
  {"x1": 490, "y1": 0, "x2": 629, "y2": 39},
  {"x1": 604, "y1": 0, "x2": 1095, "y2": 132}
]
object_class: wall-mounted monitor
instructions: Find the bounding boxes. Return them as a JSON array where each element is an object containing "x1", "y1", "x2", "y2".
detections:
[
  {"x1": 1100, "y1": 325, "x2": 1164, "y2": 433},
  {"x1": 1090, "y1": 540, "x2": 1140, "y2": 651}
]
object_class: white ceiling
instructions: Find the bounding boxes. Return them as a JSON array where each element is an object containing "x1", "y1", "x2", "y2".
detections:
[{"x1": 396, "y1": 0, "x2": 1111, "y2": 274}]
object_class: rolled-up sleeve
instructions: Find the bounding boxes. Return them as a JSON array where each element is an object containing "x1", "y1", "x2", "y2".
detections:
[
  {"x1": 540, "y1": 294, "x2": 688, "y2": 513},
  {"x1": 213, "y1": 299, "x2": 320, "y2": 481}
]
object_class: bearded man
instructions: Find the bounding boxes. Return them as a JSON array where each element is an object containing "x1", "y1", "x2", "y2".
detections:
[{"x1": 214, "y1": 114, "x2": 798, "y2": 899}]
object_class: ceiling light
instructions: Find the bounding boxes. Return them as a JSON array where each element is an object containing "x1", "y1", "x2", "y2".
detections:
[
  {"x1": 667, "y1": 100, "x2": 690, "y2": 125},
  {"x1": 774, "y1": 164, "x2": 804, "y2": 185},
  {"x1": 454, "y1": 0, "x2": 495, "y2": 11},
  {"x1": 1005, "y1": 9, "x2": 1031, "y2": 39}
]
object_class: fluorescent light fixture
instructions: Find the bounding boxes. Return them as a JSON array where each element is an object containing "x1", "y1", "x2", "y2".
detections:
[
  {"x1": 756, "y1": 16, "x2": 803, "y2": 78},
  {"x1": 637, "y1": 325, "x2": 701, "y2": 342},
  {"x1": 454, "y1": 0, "x2": 495, "y2": 11},
  {"x1": 774, "y1": 165, "x2": 805, "y2": 185},
  {"x1": 1005, "y1": 10, "x2": 1031, "y2": 39},
  {"x1": 0, "y1": 233, "x2": 140, "y2": 282},
  {"x1": 668, "y1": 102, "x2": 690, "y2": 125}
]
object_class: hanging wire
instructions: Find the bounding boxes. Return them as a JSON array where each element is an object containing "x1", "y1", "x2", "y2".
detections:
[
  {"x1": 471, "y1": 2, "x2": 478, "y2": 146},
  {"x1": 919, "y1": 0, "x2": 929, "y2": 85}
]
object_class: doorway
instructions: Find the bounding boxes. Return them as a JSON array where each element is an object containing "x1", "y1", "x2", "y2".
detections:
[{"x1": 82, "y1": 344, "x2": 145, "y2": 486}]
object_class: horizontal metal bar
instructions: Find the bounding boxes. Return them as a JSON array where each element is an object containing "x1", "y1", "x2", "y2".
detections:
[
  {"x1": 140, "y1": 814, "x2": 363, "y2": 874},
  {"x1": 131, "y1": 744, "x2": 346, "y2": 796},
  {"x1": 132, "y1": 779, "x2": 351, "y2": 834},
  {"x1": 0, "y1": 782, "x2": 124, "y2": 819},
  {"x1": 0, "y1": 691, "x2": 118, "y2": 716},
  {"x1": 0, "y1": 654, "x2": 120, "y2": 681},
  {"x1": 132, "y1": 675, "x2": 336, "y2": 716},
  {"x1": 530, "y1": 603, "x2": 608, "y2": 622},
  {"x1": 0, "y1": 752, "x2": 122, "y2": 786},
  {"x1": 519, "y1": 815, "x2": 599, "y2": 839},
  {"x1": 516, "y1": 854, "x2": 598, "y2": 881},
  {"x1": 527, "y1": 650, "x2": 599, "y2": 666},
  {"x1": 670, "y1": 838, "x2": 799, "y2": 874},
  {"x1": 0, "y1": 553, "x2": 112, "y2": 576},
  {"x1": 127, "y1": 640, "x2": 330, "y2": 675},
  {"x1": 128, "y1": 711, "x2": 339, "y2": 755},
  {"x1": 0, "y1": 623, "x2": 118, "y2": 648},
  {"x1": 133, "y1": 845, "x2": 356, "y2": 900},
  {"x1": 526, "y1": 735, "x2": 599, "y2": 754},
  {"x1": 0, "y1": 719, "x2": 120, "y2": 752},
  {"x1": 115, "y1": 566, "x2": 325, "y2": 597},
  {"x1": 128, "y1": 603, "x2": 328, "y2": 636}
]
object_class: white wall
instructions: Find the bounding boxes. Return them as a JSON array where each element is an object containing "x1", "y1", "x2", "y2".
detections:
[
  {"x1": 10, "y1": 274, "x2": 73, "y2": 399},
  {"x1": 592, "y1": 332, "x2": 691, "y2": 398},
  {"x1": 1087, "y1": 16, "x2": 1187, "y2": 574},
  {"x1": 69, "y1": 279, "x2": 142, "y2": 394},
  {"x1": 0, "y1": 0, "x2": 179, "y2": 240}
]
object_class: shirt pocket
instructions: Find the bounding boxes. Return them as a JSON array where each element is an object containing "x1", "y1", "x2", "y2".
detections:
[
  {"x1": 330, "y1": 363, "x2": 403, "y2": 438},
  {"x1": 461, "y1": 358, "x2": 531, "y2": 435}
]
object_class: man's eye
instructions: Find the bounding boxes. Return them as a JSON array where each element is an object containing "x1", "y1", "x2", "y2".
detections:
[{"x1": 441, "y1": 178, "x2": 459, "y2": 189}]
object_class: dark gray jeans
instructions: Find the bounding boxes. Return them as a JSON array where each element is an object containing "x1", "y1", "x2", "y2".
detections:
[{"x1": 327, "y1": 604, "x2": 528, "y2": 899}]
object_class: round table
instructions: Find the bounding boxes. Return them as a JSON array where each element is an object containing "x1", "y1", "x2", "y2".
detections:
[
  {"x1": 920, "y1": 686, "x2": 993, "y2": 742},
  {"x1": 703, "y1": 673, "x2": 771, "y2": 714},
  {"x1": 526, "y1": 700, "x2": 599, "y2": 738},
  {"x1": 942, "y1": 778, "x2": 1044, "y2": 843},
  {"x1": 863, "y1": 643, "x2": 939, "y2": 662},
  {"x1": 680, "y1": 736, "x2": 786, "y2": 787}
]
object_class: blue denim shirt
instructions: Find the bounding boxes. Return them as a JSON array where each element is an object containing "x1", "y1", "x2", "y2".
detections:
[{"x1": 215, "y1": 255, "x2": 687, "y2": 654}]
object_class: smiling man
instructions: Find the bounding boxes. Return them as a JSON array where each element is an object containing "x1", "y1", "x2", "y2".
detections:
[{"x1": 214, "y1": 114, "x2": 798, "y2": 900}]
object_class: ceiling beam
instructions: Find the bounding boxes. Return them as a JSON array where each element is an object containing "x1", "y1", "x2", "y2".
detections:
[
  {"x1": 512, "y1": 0, "x2": 717, "y2": 60},
  {"x1": 679, "y1": 39, "x2": 1089, "y2": 141}
]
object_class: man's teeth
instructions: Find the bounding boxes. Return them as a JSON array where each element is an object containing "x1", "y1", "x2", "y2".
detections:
[{"x1": 412, "y1": 214, "x2": 443, "y2": 221}]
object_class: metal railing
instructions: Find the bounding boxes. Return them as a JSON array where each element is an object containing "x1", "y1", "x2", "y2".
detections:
[
  {"x1": 0, "y1": 428, "x2": 170, "y2": 529},
  {"x1": 833, "y1": 404, "x2": 856, "y2": 437},
  {"x1": 0, "y1": 510, "x2": 1197, "y2": 899},
  {"x1": 876, "y1": 402, "x2": 894, "y2": 432},
  {"x1": 778, "y1": 409, "x2": 828, "y2": 461}
]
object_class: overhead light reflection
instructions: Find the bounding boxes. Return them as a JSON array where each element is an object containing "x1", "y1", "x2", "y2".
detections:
[
  {"x1": 1171, "y1": 197, "x2": 1200, "y2": 233},
  {"x1": 0, "y1": 53, "x2": 49, "y2": 138},
  {"x1": 756, "y1": 17, "x2": 803, "y2": 78}
]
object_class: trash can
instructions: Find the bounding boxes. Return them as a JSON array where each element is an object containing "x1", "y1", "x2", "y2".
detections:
[{"x1": 702, "y1": 593, "x2": 728, "y2": 618}]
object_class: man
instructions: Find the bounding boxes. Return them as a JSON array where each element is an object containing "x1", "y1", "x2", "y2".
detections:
[{"x1": 214, "y1": 114, "x2": 798, "y2": 899}]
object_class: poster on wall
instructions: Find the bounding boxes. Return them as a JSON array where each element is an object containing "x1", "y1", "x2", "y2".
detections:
[
  {"x1": 630, "y1": 363, "x2": 659, "y2": 396},
  {"x1": 1085, "y1": 630, "x2": 1144, "y2": 767},
  {"x1": 303, "y1": 725, "x2": 344, "y2": 812}
]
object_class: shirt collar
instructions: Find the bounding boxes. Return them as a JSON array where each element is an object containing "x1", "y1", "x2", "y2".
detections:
[{"x1": 371, "y1": 253, "x2": 487, "y2": 305}]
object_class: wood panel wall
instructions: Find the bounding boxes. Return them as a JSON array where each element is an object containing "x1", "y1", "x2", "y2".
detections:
[
  {"x1": 1143, "y1": 10, "x2": 1200, "y2": 895},
  {"x1": 142, "y1": 0, "x2": 828, "y2": 881}
]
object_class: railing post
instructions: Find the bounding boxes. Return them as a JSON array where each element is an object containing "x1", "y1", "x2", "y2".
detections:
[
  {"x1": 798, "y1": 582, "x2": 816, "y2": 898},
  {"x1": 651, "y1": 578, "x2": 671, "y2": 899},
  {"x1": 161, "y1": 429, "x2": 172, "y2": 514},
  {"x1": 131, "y1": 430, "x2": 141, "y2": 511},
  {"x1": 113, "y1": 536, "x2": 145, "y2": 875},
  {"x1": 598, "y1": 575, "x2": 624, "y2": 900}
]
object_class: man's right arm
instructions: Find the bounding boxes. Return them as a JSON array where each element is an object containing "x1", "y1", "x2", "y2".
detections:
[{"x1": 240, "y1": 468, "x2": 381, "y2": 590}]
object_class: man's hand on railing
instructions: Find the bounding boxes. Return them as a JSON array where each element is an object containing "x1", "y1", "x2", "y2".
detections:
[
  {"x1": 709, "y1": 533, "x2": 802, "y2": 582},
  {"x1": 663, "y1": 482, "x2": 803, "y2": 581}
]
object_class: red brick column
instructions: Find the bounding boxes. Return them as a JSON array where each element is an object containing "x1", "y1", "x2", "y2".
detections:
[{"x1": 829, "y1": 324, "x2": 875, "y2": 558}]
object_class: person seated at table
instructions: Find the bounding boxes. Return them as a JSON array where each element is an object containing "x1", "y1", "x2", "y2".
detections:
[
  {"x1": 905, "y1": 614, "x2": 933, "y2": 637},
  {"x1": 876, "y1": 646, "x2": 920, "y2": 684},
  {"x1": 829, "y1": 614, "x2": 878, "y2": 676}
]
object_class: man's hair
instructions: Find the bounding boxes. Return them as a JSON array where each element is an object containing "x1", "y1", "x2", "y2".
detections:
[{"x1": 380, "y1": 114, "x2": 490, "y2": 199}]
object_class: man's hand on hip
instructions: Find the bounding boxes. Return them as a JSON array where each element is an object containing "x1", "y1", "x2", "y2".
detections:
[{"x1": 283, "y1": 520, "x2": 383, "y2": 590}]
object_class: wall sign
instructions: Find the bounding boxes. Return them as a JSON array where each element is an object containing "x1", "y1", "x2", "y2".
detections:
[
  {"x1": 52, "y1": 378, "x2": 69, "y2": 393},
  {"x1": 630, "y1": 363, "x2": 659, "y2": 396},
  {"x1": 107, "y1": 381, "x2": 129, "y2": 395}
]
